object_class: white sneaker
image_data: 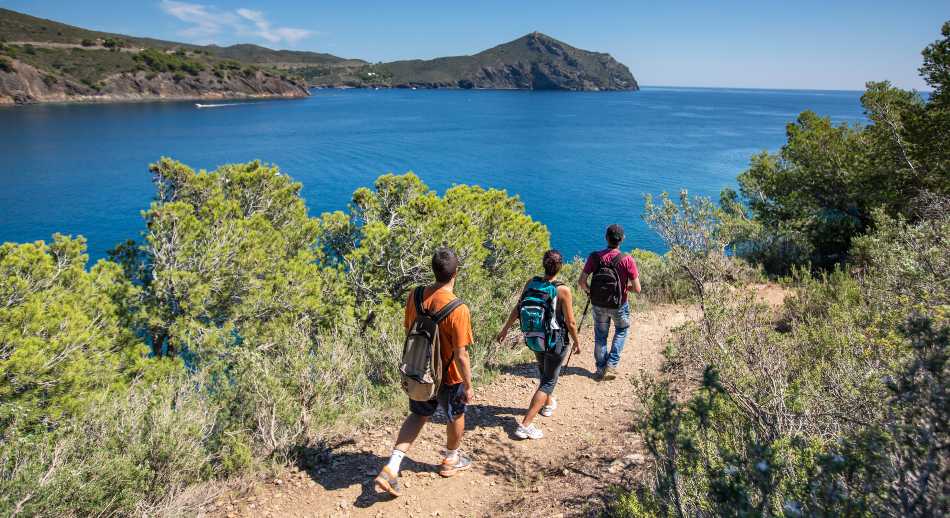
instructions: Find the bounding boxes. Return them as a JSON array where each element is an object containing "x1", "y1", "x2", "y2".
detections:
[
  {"x1": 540, "y1": 398, "x2": 557, "y2": 417},
  {"x1": 515, "y1": 423, "x2": 544, "y2": 440}
]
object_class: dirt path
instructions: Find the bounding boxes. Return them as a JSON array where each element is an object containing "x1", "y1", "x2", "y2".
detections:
[{"x1": 203, "y1": 304, "x2": 694, "y2": 517}]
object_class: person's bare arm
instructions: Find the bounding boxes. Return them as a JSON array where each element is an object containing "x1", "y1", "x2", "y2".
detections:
[
  {"x1": 454, "y1": 347, "x2": 474, "y2": 403},
  {"x1": 495, "y1": 304, "x2": 520, "y2": 344},
  {"x1": 629, "y1": 276, "x2": 642, "y2": 294},
  {"x1": 495, "y1": 281, "x2": 530, "y2": 344},
  {"x1": 558, "y1": 285, "x2": 582, "y2": 354},
  {"x1": 578, "y1": 271, "x2": 590, "y2": 295}
]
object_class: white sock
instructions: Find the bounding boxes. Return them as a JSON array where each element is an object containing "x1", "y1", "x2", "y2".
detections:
[
  {"x1": 444, "y1": 448, "x2": 459, "y2": 460},
  {"x1": 386, "y1": 449, "x2": 406, "y2": 474}
]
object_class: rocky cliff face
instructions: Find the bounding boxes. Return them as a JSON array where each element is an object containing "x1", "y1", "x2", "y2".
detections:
[
  {"x1": 329, "y1": 32, "x2": 638, "y2": 91},
  {"x1": 455, "y1": 32, "x2": 637, "y2": 91},
  {"x1": 456, "y1": 59, "x2": 635, "y2": 91},
  {"x1": 0, "y1": 58, "x2": 309, "y2": 105}
]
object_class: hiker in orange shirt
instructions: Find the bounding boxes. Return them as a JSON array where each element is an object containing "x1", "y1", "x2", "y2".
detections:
[{"x1": 374, "y1": 248, "x2": 475, "y2": 498}]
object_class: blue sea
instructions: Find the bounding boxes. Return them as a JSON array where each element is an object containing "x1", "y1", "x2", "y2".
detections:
[{"x1": 0, "y1": 87, "x2": 866, "y2": 262}]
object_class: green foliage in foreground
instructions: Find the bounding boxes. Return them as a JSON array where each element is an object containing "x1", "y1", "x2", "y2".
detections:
[
  {"x1": 0, "y1": 160, "x2": 550, "y2": 516},
  {"x1": 614, "y1": 190, "x2": 948, "y2": 517},
  {"x1": 617, "y1": 23, "x2": 950, "y2": 512},
  {"x1": 0, "y1": 236, "x2": 148, "y2": 431}
]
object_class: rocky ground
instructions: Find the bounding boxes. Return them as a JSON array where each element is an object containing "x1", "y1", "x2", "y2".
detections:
[{"x1": 198, "y1": 301, "x2": 701, "y2": 518}]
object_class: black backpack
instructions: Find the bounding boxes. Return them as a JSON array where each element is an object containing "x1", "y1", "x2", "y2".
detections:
[
  {"x1": 588, "y1": 252, "x2": 625, "y2": 309},
  {"x1": 399, "y1": 287, "x2": 465, "y2": 401}
]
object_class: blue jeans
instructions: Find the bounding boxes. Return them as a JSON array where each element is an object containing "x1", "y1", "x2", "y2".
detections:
[{"x1": 593, "y1": 302, "x2": 631, "y2": 369}]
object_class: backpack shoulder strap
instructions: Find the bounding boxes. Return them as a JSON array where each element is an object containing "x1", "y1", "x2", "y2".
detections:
[
  {"x1": 433, "y1": 298, "x2": 465, "y2": 324},
  {"x1": 413, "y1": 286, "x2": 428, "y2": 317},
  {"x1": 609, "y1": 252, "x2": 624, "y2": 268},
  {"x1": 588, "y1": 252, "x2": 602, "y2": 269}
]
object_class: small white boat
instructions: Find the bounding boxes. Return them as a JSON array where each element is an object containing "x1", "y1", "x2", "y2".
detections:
[{"x1": 195, "y1": 102, "x2": 241, "y2": 109}]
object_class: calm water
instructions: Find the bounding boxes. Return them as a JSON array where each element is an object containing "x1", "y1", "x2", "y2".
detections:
[{"x1": 0, "y1": 87, "x2": 866, "y2": 262}]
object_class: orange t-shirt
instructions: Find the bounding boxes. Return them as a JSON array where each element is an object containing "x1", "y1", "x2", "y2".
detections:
[{"x1": 404, "y1": 285, "x2": 473, "y2": 386}]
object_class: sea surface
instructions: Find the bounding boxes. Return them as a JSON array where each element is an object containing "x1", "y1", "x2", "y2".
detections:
[{"x1": 0, "y1": 87, "x2": 867, "y2": 263}]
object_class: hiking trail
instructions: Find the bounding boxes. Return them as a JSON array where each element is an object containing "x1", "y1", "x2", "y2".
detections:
[{"x1": 203, "y1": 287, "x2": 783, "y2": 517}]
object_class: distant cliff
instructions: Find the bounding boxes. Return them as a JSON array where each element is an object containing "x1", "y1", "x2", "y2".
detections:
[{"x1": 302, "y1": 32, "x2": 639, "y2": 92}]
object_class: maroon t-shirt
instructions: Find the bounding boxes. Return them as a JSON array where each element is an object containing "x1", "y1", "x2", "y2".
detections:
[{"x1": 583, "y1": 248, "x2": 639, "y2": 304}]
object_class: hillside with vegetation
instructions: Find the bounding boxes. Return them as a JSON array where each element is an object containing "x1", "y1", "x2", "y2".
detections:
[
  {"x1": 0, "y1": 15, "x2": 946, "y2": 518},
  {"x1": 0, "y1": 8, "x2": 638, "y2": 101},
  {"x1": 300, "y1": 32, "x2": 639, "y2": 91},
  {"x1": 0, "y1": 8, "x2": 316, "y2": 104}
]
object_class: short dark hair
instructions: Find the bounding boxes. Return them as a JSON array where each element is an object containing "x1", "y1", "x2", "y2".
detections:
[
  {"x1": 542, "y1": 249, "x2": 563, "y2": 277},
  {"x1": 432, "y1": 247, "x2": 459, "y2": 283},
  {"x1": 606, "y1": 224, "x2": 625, "y2": 248}
]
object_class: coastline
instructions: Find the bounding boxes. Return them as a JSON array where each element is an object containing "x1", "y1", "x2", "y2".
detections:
[
  {"x1": 0, "y1": 90, "x2": 309, "y2": 107},
  {"x1": 308, "y1": 83, "x2": 638, "y2": 92}
]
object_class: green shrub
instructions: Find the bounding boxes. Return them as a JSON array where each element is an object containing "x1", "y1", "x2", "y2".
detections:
[
  {"x1": 134, "y1": 48, "x2": 205, "y2": 76},
  {"x1": 0, "y1": 236, "x2": 149, "y2": 433},
  {"x1": 80, "y1": 38, "x2": 95, "y2": 47},
  {"x1": 629, "y1": 249, "x2": 695, "y2": 304},
  {"x1": 0, "y1": 57, "x2": 11, "y2": 73},
  {"x1": 214, "y1": 60, "x2": 243, "y2": 71},
  {"x1": 102, "y1": 38, "x2": 124, "y2": 51},
  {"x1": 623, "y1": 187, "x2": 949, "y2": 516},
  {"x1": 0, "y1": 374, "x2": 212, "y2": 516}
]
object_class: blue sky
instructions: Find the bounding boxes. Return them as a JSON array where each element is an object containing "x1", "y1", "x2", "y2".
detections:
[{"x1": 2, "y1": 1, "x2": 946, "y2": 90}]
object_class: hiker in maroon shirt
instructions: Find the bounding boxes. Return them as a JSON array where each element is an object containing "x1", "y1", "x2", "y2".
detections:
[{"x1": 578, "y1": 224, "x2": 641, "y2": 380}]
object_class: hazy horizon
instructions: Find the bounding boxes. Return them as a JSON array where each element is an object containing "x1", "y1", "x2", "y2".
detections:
[{"x1": 1, "y1": 0, "x2": 946, "y2": 91}]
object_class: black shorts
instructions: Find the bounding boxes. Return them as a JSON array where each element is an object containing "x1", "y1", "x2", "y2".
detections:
[
  {"x1": 534, "y1": 332, "x2": 569, "y2": 395},
  {"x1": 409, "y1": 382, "x2": 467, "y2": 420}
]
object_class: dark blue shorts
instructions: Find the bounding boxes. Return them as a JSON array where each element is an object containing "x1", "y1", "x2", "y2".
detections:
[{"x1": 409, "y1": 382, "x2": 466, "y2": 420}]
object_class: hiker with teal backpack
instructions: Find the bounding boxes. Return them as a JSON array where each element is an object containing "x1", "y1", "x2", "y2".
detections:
[{"x1": 495, "y1": 250, "x2": 581, "y2": 440}]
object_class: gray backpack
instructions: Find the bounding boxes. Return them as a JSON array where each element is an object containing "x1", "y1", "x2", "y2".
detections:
[{"x1": 400, "y1": 287, "x2": 465, "y2": 402}]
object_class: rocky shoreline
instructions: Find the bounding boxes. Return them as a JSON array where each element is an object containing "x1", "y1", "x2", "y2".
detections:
[{"x1": 0, "y1": 58, "x2": 309, "y2": 105}]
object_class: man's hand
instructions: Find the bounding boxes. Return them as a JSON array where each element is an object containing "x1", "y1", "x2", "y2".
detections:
[
  {"x1": 572, "y1": 342, "x2": 581, "y2": 355},
  {"x1": 463, "y1": 386, "x2": 475, "y2": 404}
]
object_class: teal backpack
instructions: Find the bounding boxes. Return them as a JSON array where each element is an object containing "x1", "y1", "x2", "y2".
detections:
[{"x1": 518, "y1": 277, "x2": 562, "y2": 352}]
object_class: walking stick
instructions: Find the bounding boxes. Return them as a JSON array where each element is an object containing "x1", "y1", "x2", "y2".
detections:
[{"x1": 564, "y1": 298, "x2": 590, "y2": 368}]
